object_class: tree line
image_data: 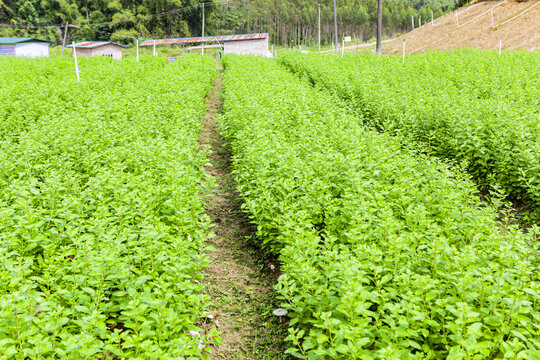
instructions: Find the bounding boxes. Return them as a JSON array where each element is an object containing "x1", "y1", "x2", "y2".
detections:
[
  {"x1": 209, "y1": 0, "x2": 454, "y2": 47},
  {"x1": 0, "y1": 0, "x2": 454, "y2": 46}
]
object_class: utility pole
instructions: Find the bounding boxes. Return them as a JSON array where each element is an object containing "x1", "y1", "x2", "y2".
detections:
[
  {"x1": 376, "y1": 0, "x2": 382, "y2": 56},
  {"x1": 202, "y1": 2, "x2": 205, "y2": 55},
  {"x1": 318, "y1": 4, "x2": 321, "y2": 52},
  {"x1": 61, "y1": 22, "x2": 69, "y2": 55},
  {"x1": 333, "y1": 0, "x2": 338, "y2": 54}
]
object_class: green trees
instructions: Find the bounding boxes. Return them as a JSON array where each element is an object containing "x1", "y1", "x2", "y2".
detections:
[
  {"x1": 0, "y1": 0, "x2": 208, "y2": 43},
  {"x1": 208, "y1": 0, "x2": 453, "y2": 47},
  {"x1": 0, "y1": 0, "x2": 453, "y2": 46}
]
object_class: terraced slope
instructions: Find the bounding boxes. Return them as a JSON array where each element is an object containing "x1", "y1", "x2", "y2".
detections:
[{"x1": 382, "y1": 0, "x2": 540, "y2": 53}]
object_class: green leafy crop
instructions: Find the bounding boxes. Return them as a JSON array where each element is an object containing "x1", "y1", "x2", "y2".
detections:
[
  {"x1": 220, "y1": 55, "x2": 539, "y2": 359},
  {"x1": 0, "y1": 55, "x2": 219, "y2": 358},
  {"x1": 279, "y1": 50, "x2": 540, "y2": 215}
]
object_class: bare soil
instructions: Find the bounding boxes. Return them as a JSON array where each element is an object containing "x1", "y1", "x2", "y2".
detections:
[
  {"x1": 382, "y1": 0, "x2": 540, "y2": 54},
  {"x1": 199, "y1": 68, "x2": 287, "y2": 359}
]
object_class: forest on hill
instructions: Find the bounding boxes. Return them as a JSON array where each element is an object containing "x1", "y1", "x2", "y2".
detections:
[{"x1": 0, "y1": 0, "x2": 455, "y2": 46}]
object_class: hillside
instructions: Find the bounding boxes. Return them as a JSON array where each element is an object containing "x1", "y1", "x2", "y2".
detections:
[{"x1": 383, "y1": 0, "x2": 540, "y2": 53}]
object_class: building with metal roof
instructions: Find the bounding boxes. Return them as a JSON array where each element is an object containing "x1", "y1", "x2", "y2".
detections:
[
  {"x1": 67, "y1": 41, "x2": 129, "y2": 60},
  {"x1": 0, "y1": 37, "x2": 49, "y2": 58},
  {"x1": 140, "y1": 33, "x2": 271, "y2": 57}
]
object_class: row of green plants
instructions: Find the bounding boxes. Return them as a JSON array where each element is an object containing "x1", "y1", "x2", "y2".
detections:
[
  {"x1": 278, "y1": 50, "x2": 540, "y2": 217},
  {"x1": 0, "y1": 56, "x2": 219, "y2": 358},
  {"x1": 220, "y1": 55, "x2": 539, "y2": 359}
]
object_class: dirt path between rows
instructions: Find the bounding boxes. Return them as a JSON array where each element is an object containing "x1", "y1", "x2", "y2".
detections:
[{"x1": 199, "y1": 68, "x2": 286, "y2": 359}]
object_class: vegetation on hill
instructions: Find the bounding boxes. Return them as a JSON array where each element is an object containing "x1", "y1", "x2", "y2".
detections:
[{"x1": 0, "y1": 0, "x2": 453, "y2": 45}]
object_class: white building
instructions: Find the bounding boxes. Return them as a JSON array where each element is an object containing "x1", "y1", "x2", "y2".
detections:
[
  {"x1": 140, "y1": 33, "x2": 271, "y2": 57},
  {"x1": 223, "y1": 35, "x2": 270, "y2": 57},
  {"x1": 0, "y1": 37, "x2": 49, "y2": 58},
  {"x1": 67, "y1": 41, "x2": 128, "y2": 60}
]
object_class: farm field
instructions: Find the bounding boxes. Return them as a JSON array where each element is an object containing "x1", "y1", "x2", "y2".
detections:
[
  {"x1": 220, "y1": 55, "x2": 539, "y2": 358},
  {"x1": 280, "y1": 50, "x2": 540, "y2": 220},
  {"x1": 0, "y1": 56, "x2": 218, "y2": 358},
  {"x1": 1, "y1": 49, "x2": 539, "y2": 360}
]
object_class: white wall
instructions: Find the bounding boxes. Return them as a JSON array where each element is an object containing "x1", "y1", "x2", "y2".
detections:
[
  {"x1": 77, "y1": 44, "x2": 123, "y2": 60},
  {"x1": 15, "y1": 42, "x2": 49, "y2": 58},
  {"x1": 223, "y1": 38, "x2": 271, "y2": 57}
]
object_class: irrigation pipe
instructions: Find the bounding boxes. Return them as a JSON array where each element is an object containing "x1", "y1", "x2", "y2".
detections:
[
  {"x1": 457, "y1": 0, "x2": 508, "y2": 27},
  {"x1": 497, "y1": 0, "x2": 540, "y2": 26},
  {"x1": 456, "y1": 1, "x2": 484, "y2": 17},
  {"x1": 409, "y1": 13, "x2": 442, "y2": 31}
]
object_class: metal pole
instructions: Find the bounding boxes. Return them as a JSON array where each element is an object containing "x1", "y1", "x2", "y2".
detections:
[
  {"x1": 455, "y1": 11, "x2": 459, "y2": 25},
  {"x1": 412, "y1": 16, "x2": 414, "y2": 30},
  {"x1": 61, "y1": 22, "x2": 69, "y2": 55},
  {"x1": 490, "y1": 9, "x2": 494, "y2": 27},
  {"x1": 318, "y1": 4, "x2": 321, "y2": 52},
  {"x1": 431, "y1": 10, "x2": 434, "y2": 25},
  {"x1": 202, "y1": 2, "x2": 205, "y2": 55},
  {"x1": 153, "y1": 39, "x2": 156, "y2": 56},
  {"x1": 376, "y1": 0, "x2": 382, "y2": 56},
  {"x1": 136, "y1": 37, "x2": 139, "y2": 62},
  {"x1": 72, "y1": 39, "x2": 80, "y2": 82},
  {"x1": 333, "y1": 0, "x2": 338, "y2": 54}
]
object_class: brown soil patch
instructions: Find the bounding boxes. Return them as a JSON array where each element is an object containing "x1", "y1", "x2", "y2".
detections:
[
  {"x1": 199, "y1": 67, "x2": 286, "y2": 359},
  {"x1": 382, "y1": 0, "x2": 540, "y2": 54}
]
